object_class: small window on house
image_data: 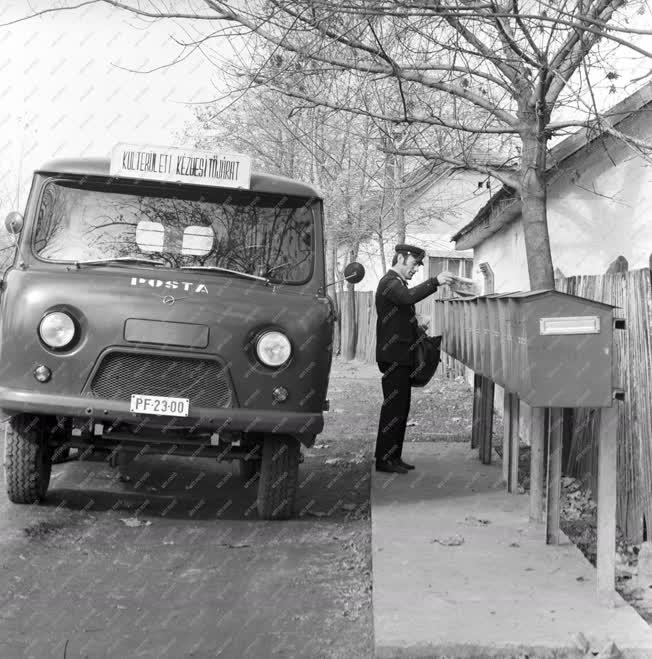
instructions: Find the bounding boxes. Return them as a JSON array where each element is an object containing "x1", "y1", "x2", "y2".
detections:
[
  {"x1": 182, "y1": 225, "x2": 214, "y2": 256},
  {"x1": 136, "y1": 221, "x2": 165, "y2": 253}
]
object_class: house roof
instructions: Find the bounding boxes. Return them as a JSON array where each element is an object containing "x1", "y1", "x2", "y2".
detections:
[
  {"x1": 427, "y1": 248, "x2": 473, "y2": 259},
  {"x1": 35, "y1": 157, "x2": 323, "y2": 199},
  {"x1": 451, "y1": 81, "x2": 652, "y2": 250}
]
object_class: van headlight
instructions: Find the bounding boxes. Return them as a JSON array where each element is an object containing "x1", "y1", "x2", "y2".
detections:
[
  {"x1": 39, "y1": 312, "x2": 76, "y2": 349},
  {"x1": 256, "y1": 331, "x2": 291, "y2": 367}
]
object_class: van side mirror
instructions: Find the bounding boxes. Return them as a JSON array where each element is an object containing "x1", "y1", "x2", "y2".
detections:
[
  {"x1": 5, "y1": 212, "x2": 23, "y2": 235},
  {"x1": 343, "y1": 262, "x2": 365, "y2": 284},
  {"x1": 326, "y1": 261, "x2": 365, "y2": 288}
]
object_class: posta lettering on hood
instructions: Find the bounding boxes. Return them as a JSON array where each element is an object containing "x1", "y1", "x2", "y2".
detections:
[{"x1": 130, "y1": 277, "x2": 208, "y2": 294}]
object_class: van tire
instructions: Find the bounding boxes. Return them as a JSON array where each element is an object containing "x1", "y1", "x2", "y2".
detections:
[
  {"x1": 4, "y1": 414, "x2": 52, "y2": 504},
  {"x1": 256, "y1": 434, "x2": 299, "y2": 520}
]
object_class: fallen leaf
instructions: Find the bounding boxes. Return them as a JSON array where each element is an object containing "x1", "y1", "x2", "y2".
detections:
[
  {"x1": 464, "y1": 515, "x2": 491, "y2": 526},
  {"x1": 432, "y1": 535, "x2": 465, "y2": 546},
  {"x1": 341, "y1": 503, "x2": 357, "y2": 512},
  {"x1": 120, "y1": 518, "x2": 151, "y2": 528},
  {"x1": 573, "y1": 632, "x2": 590, "y2": 653}
]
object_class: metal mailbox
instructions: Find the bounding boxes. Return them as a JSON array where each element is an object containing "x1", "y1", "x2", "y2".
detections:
[{"x1": 435, "y1": 290, "x2": 618, "y2": 408}]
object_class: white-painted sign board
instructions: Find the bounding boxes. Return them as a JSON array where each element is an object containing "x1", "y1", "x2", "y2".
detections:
[{"x1": 110, "y1": 143, "x2": 252, "y2": 189}]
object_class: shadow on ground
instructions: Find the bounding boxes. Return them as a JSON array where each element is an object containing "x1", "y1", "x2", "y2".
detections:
[{"x1": 42, "y1": 452, "x2": 370, "y2": 523}]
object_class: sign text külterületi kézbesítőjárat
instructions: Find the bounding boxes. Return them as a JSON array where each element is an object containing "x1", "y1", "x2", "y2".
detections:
[{"x1": 121, "y1": 150, "x2": 242, "y2": 181}]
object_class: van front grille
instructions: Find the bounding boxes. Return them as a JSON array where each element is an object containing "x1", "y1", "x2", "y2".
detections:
[{"x1": 89, "y1": 352, "x2": 232, "y2": 408}]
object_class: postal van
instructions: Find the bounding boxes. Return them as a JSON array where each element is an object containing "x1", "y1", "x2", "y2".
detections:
[{"x1": 0, "y1": 143, "x2": 363, "y2": 519}]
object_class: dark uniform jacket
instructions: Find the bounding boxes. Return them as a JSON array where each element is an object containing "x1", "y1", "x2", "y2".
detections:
[{"x1": 375, "y1": 270, "x2": 439, "y2": 366}]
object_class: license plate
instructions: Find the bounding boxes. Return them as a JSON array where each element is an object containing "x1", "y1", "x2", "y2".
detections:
[{"x1": 130, "y1": 394, "x2": 189, "y2": 417}]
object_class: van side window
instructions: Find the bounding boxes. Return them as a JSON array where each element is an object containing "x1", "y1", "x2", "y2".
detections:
[{"x1": 0, "y1": 232, "x2": 17, "y2": 274}]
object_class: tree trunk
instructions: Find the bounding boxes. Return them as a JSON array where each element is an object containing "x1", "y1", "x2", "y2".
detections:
[
  {"x1": 332, "y1": 241, "x2": 341, "y2": 355},
  {"x1": 394, "y1": 151, "x2": 405, "y2": 244},
  {"x1": 378, "y1": 228, "x2": 387, "y2": 275},
  {"x1": 342, "y1": 245, "x2": 359, "y2": 361},
  {"x1": 342, "y1": 284, "x2": 356, "y2": 361},
  {"x1": 519, "y1": 119, "x2": 554, "y2": 291},
  {"x1": 325, "y1": 229, "x2": 340, "y2": 354}
]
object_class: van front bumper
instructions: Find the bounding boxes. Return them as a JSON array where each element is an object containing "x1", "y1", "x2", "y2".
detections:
[{"x1": 0, "y1": 388, "x2": 324, "y2": 436}]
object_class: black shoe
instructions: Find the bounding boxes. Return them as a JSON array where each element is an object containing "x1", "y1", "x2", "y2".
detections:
[
  {"x1": 396, "y1": 459, "x2": 415, "y2": 470},
  {"x1": 375, "y1": 460, "x2": 409, "y2": 474}
]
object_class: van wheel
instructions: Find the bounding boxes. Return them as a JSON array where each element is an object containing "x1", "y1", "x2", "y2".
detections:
[
  {"x1": 4, "y1": 414, "x2": 52, "y2": 504},
  {"x1": 256, "y1": 434, "x2": 300, "y2": 520}
]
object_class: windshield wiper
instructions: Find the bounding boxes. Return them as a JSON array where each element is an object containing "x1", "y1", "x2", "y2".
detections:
[
  {"x1": 179, "y1": 265, "x2": 269, "y2": 283},
  {"x1": 73, "y1": 256, "x2": 166, "y2": 269},
  {"x1": 263, "y1": 258, "x2": 307, "y2": 281}
]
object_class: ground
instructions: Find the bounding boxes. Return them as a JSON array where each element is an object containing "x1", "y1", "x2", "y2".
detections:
[
  {"x1": 0, "y1": 357, "x2": 473, "y2": 659},
  {"x1": 0, "y1": 357, "x2": 647, "y2": 658}
]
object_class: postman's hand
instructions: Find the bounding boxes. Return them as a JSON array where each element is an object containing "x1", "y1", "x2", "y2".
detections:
[
  {"x1": 436, "y1": 271, "x2": 457, "y2": 286},
  {"x1": 416, "y1": 313, "x2": 430, "y2": 333}
]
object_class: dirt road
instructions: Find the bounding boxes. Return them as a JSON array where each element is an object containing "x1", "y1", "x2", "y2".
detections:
[{"x1": 0, "y1": 358, "x2": 476, "y2": 659}]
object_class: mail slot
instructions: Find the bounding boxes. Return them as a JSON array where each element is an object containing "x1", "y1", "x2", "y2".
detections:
[{"x1": 435, "y1": 290, "x2": 618, "y2": 408}]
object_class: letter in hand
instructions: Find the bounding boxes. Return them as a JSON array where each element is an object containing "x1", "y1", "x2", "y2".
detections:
[{"x1": 436, "y1": 270, "x2": 458, "y2": 286}]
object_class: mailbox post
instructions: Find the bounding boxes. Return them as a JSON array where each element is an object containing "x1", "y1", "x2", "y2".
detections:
[{"x1": 434, "y1": 289, "x2": 624, "y2": 602}]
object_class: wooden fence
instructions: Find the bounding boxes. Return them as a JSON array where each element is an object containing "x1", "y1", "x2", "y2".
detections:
[
  {"x1": 335, "y1": 289, "x2": 467, "y2": 377},
  {"x1": 338, "y1": 267, "x2": 652, "y2": 542},
  {"x1": 556, "y1": 268, "x2": 652, "y2": 543}
]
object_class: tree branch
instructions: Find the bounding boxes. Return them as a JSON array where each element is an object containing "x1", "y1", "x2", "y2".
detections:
[
  {"x1": 251, "y1": 75, "x2": 521, "y2": 134},
  {"x1": 387, "y1": 146, "x2": 521, "y2": 189},
  {"x1": 512, "y1": 0, "x2": 546, "y2": 62},
  {"x1": 489, "y1": 0, "x2": 541, "y2": 69},
  {"x1": 546, "y1": 0, "x2": 627, "y2": 104},
  {"x1": 431, "y1": 2, "x2": 522, "y2": 87}
]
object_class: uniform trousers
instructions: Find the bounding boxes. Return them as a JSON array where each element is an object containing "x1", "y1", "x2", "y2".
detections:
[{"x1": 374, "y1": 361, "x2": 412, "y2": 462}]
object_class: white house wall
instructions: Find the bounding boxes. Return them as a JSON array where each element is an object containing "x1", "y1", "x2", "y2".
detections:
[
  {"x1": 546, "y1": 133, "x2": 652, "y2": 275},
  {"x1": 472, "y1": 221, "x2": 530, "y2": 294}
]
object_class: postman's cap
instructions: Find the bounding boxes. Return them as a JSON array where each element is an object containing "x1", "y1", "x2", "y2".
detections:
[{"x1": 395, "y1": 243, "x2": 425, "y2": 264}]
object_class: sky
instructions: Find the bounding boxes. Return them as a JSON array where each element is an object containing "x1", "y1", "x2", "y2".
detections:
[
  {"x1": 0, "y1": 0, "x2": 650, "y2": 223},
  {"x1": 0, "y1": 1, "x2": 229, "y2": 215}
]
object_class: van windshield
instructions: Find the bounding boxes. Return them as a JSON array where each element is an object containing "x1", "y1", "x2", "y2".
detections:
[{"x1": 33, "y1": 179, "x2": 315, "y2": 283}]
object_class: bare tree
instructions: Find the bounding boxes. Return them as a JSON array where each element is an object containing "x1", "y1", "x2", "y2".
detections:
[
  {"x1": 9, "y1": 0, "x2": 652, "y2": 289},
  {"x1": 187, "y1": 85, "x2": 388, "y2": 356}
]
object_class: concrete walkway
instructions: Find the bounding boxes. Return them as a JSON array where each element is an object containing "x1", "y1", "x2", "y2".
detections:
[{"x1": 371, "y1": 442, "x2": 652, "y2": 658}]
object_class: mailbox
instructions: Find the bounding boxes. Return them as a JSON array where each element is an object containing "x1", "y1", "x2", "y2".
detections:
[{"x1": 435, "y1": 290, "x2": 618, "y2": 408}]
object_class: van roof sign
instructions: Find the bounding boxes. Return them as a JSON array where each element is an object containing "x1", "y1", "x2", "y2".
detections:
[{"x1": 110, "y1": 143, "x2": 252, "y2": 189}]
